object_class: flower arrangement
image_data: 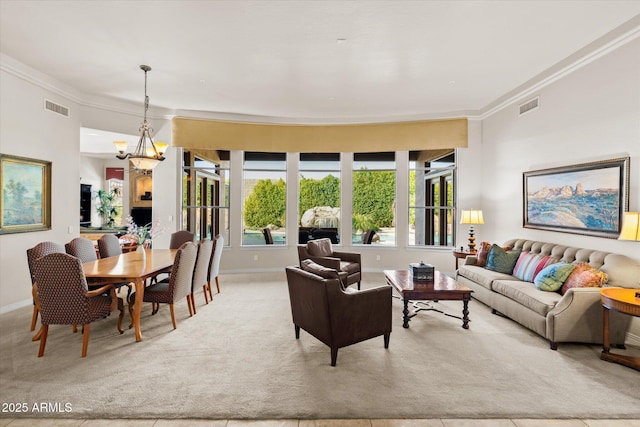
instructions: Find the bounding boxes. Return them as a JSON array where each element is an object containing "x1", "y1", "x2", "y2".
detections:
[{"x1": 125, "y1": 216, "x2": 165, "y2": 247}]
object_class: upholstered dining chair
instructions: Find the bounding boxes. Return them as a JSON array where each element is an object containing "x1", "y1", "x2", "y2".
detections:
[
  {"x1": 169, "y1": 230, "x2": 195, "y2": 249},
  {"x1": 189, "y1": 238, "x2": 213, "y2": 314},
  {"x1": 33, "y1": 252, "x2": 117, "y2": 357},
  {"x1": 298, "y1": 238, "x2": 362, "y2": 290},
  {"x1": 204, "y1": 234, "x2": 224, "y2": 303},
  {"x1": 67, "y1": 236, "x2": 129, "y2": 334},
  {"x1": 97, "y1": 234, "x2": 121, "y2": 258},
  {"x1": 129, "y1": 241, "x2": 197, "y2": 330},
  {"x1": 65, "y1": 237, "x2": 98, "y2": 262},
  {"x1": 26, "y1": 241, "x2": 65, "y2": 335},
  {"x1": 285, "y1": 263, "x2": 392, "y2": 366}
]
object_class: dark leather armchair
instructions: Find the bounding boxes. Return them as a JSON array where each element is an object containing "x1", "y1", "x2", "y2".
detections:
[
  {"x1": 285, "y1": 264, "x2": 391, "y2": 366},
  {"x1": 298, "y1": 238, "x2": 362, "y2": 289}
]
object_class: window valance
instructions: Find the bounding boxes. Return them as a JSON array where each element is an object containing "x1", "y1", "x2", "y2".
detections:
[{"x1": 171, "y1": 117, "x2": 467, "y2": 153}]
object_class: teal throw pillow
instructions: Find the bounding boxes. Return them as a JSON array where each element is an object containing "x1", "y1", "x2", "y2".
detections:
[
  {"x1": 485, "y1": 244, "x2": 522, "y2": 274},
  {"x1": 534, "y1": 261, "x2": 576, "y2": 292}
]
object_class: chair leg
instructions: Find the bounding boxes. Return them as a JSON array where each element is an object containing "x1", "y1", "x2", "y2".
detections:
[
  {"x1": 37, "y1": 325, "x2": 49, "y2": 357},
  {"x1": 357, "y1": 281, "x2": 361, "y2": 290},
  {"x1": 203, "y1": 283, "x2": 210, "y2": 304},
  {"x1": 30, "y1": 306, "x2": 38, "y2": 331},
  {"x1": 72, "y1": 324, "x2": 78, "y2": 333},
  {"x1": 169, "y1": 304, "x2": 177, "y2": 329},
  {"x1": 152, "y1": 303, "x2": 159, "y2": 315},
  {"x1": 81, "y1": 324, "x2": 90, "y2": 357},
  {"x1": 215, "y1": 276, "x2": 220, "y2": 294},
  {"x1": 116, "y1": 298, "x2": 125, "y2": 334},
  {"x1": 32, "y1": 326, "x2": 43, "y2": 342},
  {"x1": 187, "y1": 294, "x2": 194, "y2": 317},
  {"x1": 384, "y1": 332, "x2": 390, "y2": 348},
  {"x1": 330, "y1": 347, "x2": 338, "y2": 367},
  {"x1": 295, "y1": 325, "x2": 300, "y2": 339}
]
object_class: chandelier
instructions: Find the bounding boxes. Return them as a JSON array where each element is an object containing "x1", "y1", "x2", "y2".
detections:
[{"x1": 113, "y1": 65, "x2": 167, "y2": 171}]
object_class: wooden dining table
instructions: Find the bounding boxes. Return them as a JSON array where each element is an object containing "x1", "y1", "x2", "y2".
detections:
[{"x1": 82, "y1": 248, "x2": 177, "y2": 342}]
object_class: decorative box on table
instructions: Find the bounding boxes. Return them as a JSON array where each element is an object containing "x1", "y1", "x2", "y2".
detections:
[{"x1": 409, "y1": 261, "x2": 434, "y2": 282}]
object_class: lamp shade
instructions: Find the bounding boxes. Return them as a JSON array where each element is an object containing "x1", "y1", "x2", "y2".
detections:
[
  {"x1": 619, "y1": 212, "x2": 640, "y2": 241},
  {"x1": 460, "y1": 210, "x2": 484, "y2": 225}
]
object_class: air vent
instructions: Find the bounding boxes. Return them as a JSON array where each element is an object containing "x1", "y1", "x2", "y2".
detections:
[
  {"x1": 519, "y1": 96, "x2": 539, "y2": 116},
  {"x1": 44, "y1": 99, "x2": 70, "y2": 117}
]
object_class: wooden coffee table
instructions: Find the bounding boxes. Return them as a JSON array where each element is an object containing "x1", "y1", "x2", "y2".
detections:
[
  {"x1": 384, "y1": 269, "x2": 473, "y2": 329},
  {"x1": 600, "y1": 287, "x2": 640, "y2": 370}
]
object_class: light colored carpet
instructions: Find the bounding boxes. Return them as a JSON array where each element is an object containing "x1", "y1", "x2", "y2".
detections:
[{"x1": 0, "y1": 272, "x2": 638, "y2": 420}]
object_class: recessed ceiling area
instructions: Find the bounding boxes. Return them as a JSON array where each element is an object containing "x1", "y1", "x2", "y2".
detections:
[{"x1": 2, "y1": 1, "x2": 640, "y2": 122}]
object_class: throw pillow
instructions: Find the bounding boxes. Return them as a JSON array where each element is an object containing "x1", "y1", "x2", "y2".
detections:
[
  {"x1": 300, "y1": 259, "x2": 340, "y2": 279},
  {"x1": 476, "y1": 242, "x2": 492, "y2": 267},
  {"x1": 485, "y1": 244, "x2": 522, "y2": 274},
  {"x1": 561, "y1": 262, "x2": 608, "y2": 295},
  {"x1": 533, "y1": 261, "x2": 576, "y2": 292},
  {"x1": 512, "y1": 252, "x2": 559, "y2": 283},
  {"x1": 307, "y1": 238, "x2": 333, "y2": 257}
]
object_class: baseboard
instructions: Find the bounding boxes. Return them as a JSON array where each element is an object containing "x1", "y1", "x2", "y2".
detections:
[
  {"x1": 0, "y1": 298, "x2": 32, "y2": 315},
  {"x1": 625, "y1": 331, "x2": 640, "y2": 347}
]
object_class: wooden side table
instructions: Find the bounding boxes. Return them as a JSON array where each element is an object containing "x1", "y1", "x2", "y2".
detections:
[
  {"x1": 452, "y1": 250, "x2": 475, "y2": 269},
  {"x1": 600, "y1": 287, "x2": 640, "y2": 371}
]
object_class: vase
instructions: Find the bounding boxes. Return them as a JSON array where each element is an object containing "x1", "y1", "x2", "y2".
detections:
[{"x1": 136, "y1": 244, "x2": 146, "y2": 260}]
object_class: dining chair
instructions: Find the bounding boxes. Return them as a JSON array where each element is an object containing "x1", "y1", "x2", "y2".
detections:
[
  {"x1": 169, "y1": 230, "x2": 195, "y2": 249},
  {"x1": 262, "y1": 228, "x2": 274, "y2": 244},
  {"x1": 204, "y1": 234, "x2": 224, "y2": 303},
  {"x1": 67, "y1": 236, "x2": 130, "y2": 334},
  {"x1": 65, "y1": 237, "x2": 98, "y2": 262},
  {"x1": 26, "y1": 241, "x2": 65, "y2": 335},
  {"x1": 33, "y1": 252, "x2": 117, "y2": 357},
  {"x1": 97, "y1": 234, "x2": 121, "y2": 258},
  {"x1": 189, "y1": 238, "x2": 213, "y2": 313},
  {"x1": 129, "y1": 242, "x2": 197, "y2": 329}
]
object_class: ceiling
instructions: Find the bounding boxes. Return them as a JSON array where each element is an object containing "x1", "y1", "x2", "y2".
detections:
[{"x1": 2, "y1": 1, "x2": 639, "y2": 125}]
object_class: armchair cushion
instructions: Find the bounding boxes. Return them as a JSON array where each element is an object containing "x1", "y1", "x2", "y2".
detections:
[
  {"x1": 301, "y1": 259, "x2": 340, "y2": 279},
  {"x1": 307, "y1": 238, "x2": 333, "y2": 257}
]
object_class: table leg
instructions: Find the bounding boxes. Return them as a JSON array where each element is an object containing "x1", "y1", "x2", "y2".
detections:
[
  {"x1": 462, "y1": 299, "x2": 470, "y2": 329},
  {"x1": 403, "y1": 298, "x2": 410, "y2": 328},
  {"x1": 133, "y1": 278, "x2": 145, "y2": 342},
  {"x1": 601, "y1": 306, "x2": 610, "y2": 354}
]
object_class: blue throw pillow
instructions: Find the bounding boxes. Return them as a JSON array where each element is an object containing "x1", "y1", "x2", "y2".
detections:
[
  {"x1": 485, "y1": 244, "x2": 522, "y2": 274},
  {"x1": 534, "y1": 261, "x2": 576, "y2": 292}
]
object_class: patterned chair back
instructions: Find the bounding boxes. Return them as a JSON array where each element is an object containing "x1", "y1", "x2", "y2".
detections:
[
  {"x1": 169, "y1": 242, "x2": 198, "y2": 301},
  {"x1": 208, "y1": 234, "x2": 224, "y2": 282},
  {"x1": 169, "y1": 230, "x2": 195, "y2": 249},
  {"x1": 65, "y1": 237, "x2": 97, "y2": 263},
  {"x1": 97, "y1": 234, "x2": 122, "y2": 258},
  {"x1": 193, "y1": 239, "x2": 213, "y2": 291},
  {"x1": 33, "y1": 253, "x2": 96, "y2": 325},
  {"x1": 27, "y1": 241, "x2": 65, "y2": 285}
]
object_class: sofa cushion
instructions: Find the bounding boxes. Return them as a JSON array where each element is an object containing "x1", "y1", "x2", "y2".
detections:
[
  {"x1": 513, "y1": 252, "x2": 559, "y2": 282},
  {"x1": 492, "y1": 280, "x2": 563, "y2": 316},
  {"x1": 457, "y1": 265, "x2": 515, "y2": 291},
  {"x1": 561, "y1": 262, "x2": 608, "y2": 295},
  {"x1": 486, "y1": 244, "x2": 522, "y2": 274},
  {"x1": 533, "y1": 261, "x2": 575, "y2": 292},
  {"x1": 476, "y1": 242, "x2": 492, "y2": 267}
]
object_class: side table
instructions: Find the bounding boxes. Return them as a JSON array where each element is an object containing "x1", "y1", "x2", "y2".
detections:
[
  {"x1": 600, "y1": 287, "x2": 640, "y2": 371},
  {"x1": 452, "y1": 250, "x2": 475, "y2": 269}
]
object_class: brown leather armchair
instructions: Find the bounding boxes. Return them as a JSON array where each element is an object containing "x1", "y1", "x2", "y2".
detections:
[
  {"x1": 285, "y1": 264, "x2": 391, "y2": 366},
  {"x1": 298, "y1": 238, "x2": 362, "y2": 289}
]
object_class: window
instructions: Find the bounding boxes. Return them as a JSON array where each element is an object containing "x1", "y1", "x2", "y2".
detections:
[
  {"x1": 352, "y1": 152, "x2": 396, "y2": 245},
  {"x1": 242, "y1": 152, "x2": 287, "y2": 245},
  {"x1": 299, "y1": 153, "x2": 341, "y2": 244},
  {"x1": 409, "y1": 151, "x2": 455, "y2": 247},
  {"x1": 182, "y1": 151, "x2": 229, "y2": 242}
]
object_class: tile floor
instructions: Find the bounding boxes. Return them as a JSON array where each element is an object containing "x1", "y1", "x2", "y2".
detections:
[{"x1": 1, "y1": 419, "x2": 640, "y2": 426}]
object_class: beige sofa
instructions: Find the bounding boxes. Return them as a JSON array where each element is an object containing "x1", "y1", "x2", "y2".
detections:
[{"x1": 456, "y1": 238, "x2": 640, "y2": 350}]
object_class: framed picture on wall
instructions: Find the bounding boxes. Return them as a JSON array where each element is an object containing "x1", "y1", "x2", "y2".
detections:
[
  {"x1": 0, "y1": 154, "x2": 52, "y2": 234},
  {"x1": 523, "y1": 157, "x2": 629, "y2": 238}
]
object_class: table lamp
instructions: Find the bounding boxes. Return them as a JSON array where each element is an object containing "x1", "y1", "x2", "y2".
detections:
[
  {"x1": 460, "y1": 209, "x2": 484, "y2": 253},
  {"x1": 618, "y1": 212, "x2": 640, "y2": 241}
]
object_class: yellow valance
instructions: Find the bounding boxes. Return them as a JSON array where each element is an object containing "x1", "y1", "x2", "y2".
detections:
[{"x1": 171, "y1": 117, "x2": 467, "y2": 153}]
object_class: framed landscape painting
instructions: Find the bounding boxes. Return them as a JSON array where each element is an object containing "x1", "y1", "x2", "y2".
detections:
[
  {"x1": 0, "y1": 154, "x2": 52, "y2": 234},
  {"x1": 523, "y1": 157, "x2": 629, "y2": 238}
]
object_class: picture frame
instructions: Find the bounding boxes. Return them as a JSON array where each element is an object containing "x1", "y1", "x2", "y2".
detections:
[
  {"x1": 0, "y1": 154, "x2": 52, "y2": 234},
  {"x1": 523, "y1": 157, "x2": 629, "y2": 238}
]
